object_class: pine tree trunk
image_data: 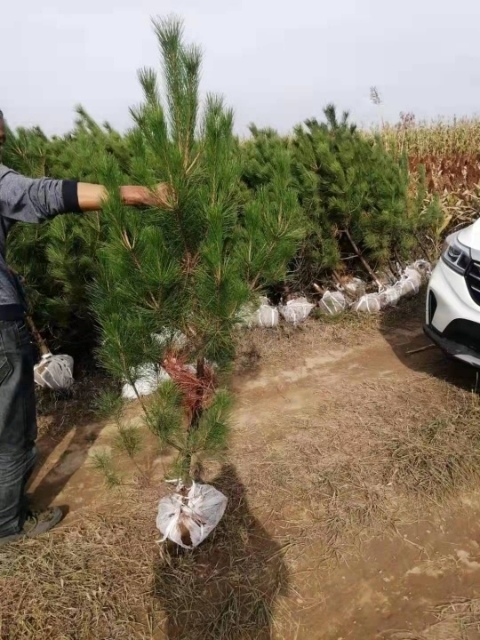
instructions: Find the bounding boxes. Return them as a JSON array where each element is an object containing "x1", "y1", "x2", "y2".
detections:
[
  {"x1": 181, "y1": 356, "x2": 206, "y2": 483},
  {"x1": 415, "y1": 234, "x2": 431, "y2": 261},
  {"x1": 344, "y1": 228, "x2": 383, "y2": 289}
]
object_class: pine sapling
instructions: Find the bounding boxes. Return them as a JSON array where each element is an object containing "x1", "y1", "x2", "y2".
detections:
[{"x1": 92, "y1": 16, "x2": 303, "y2": 484}]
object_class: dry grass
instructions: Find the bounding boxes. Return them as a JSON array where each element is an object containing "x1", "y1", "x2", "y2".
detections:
[
  {"x1": 234, "y1": 310, "x2": 379, "y2": 379},
  {"x1": 0, "y1": 493, "x2": 158, "y2": 640},
  {"x1": 0, "y1": 469, "x2": 290, "y2": 640},
  {"x1": 387, "y1": 598, "x2": 480, "y2": 639},
  {"x1": 235, "y1": 305, "x2": 480, "y2": 565},
  {"x1": 248, "y1": 390, "x2": 480, "y2": 565},
  {"x1": 4, "y1": 303, "x2": 480, "y2": 639},
  {"x1": 431, "y1": 598, "x2": 480, "y2": 637},
  {"x1": 384, "y1": 400, "x2": 480, "y2": 497}
]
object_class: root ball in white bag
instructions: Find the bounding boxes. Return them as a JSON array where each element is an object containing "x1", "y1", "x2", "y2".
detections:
[
  {"x1": 121, "y1": 364, "x2": 171, "y2": 400},
  {"x1": 157, "y1": 482, "x2": 228, "y2": 549},
  {"x1": 342, "y1": 277, "x2": 366, "y2": 301},
  {"x1": 34, "y1": 353, "x2": 74, "y2": 391},
  {"x1": 239, "y1": 296, "x2": 279, "y2": 328},
  {"x1": 411, "y1": 260, "x2": 432, "y2": 282},
  {"x1": 354, "y1": 293, "x2": 382, "y2": 313},
  {"x1": 318, "y1": 291, "x2": 347, "y2": 316},
  {"x1": 279, "y1": 297, "x2": 314, "y2": 325},
  {"x1": 378, "y1": 286, "x2": 401, "y2": 308}
]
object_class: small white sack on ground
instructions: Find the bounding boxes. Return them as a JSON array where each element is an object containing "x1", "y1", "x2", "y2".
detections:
[
  {"x1": 378, "y1": 286, "x2": 402, "y2": 309},
  {"x1": 411, "y1": 259, "x2": 432, "y2": 282},
  {"x1": 395, "y1": 266, "x2": 422, "y2": 298},
  {"x1": 121, "y1": 364, "x2": 171, "y2": 400},
  {"x1": 239, "y1": 296, "x2": 279, "y2": 328},
  {"x1": 157, "y1": 482, "x2": 228, "y2": 549},
  {"x1": 34, "y1": 353, "x2": 74, "y2": 391},
  {"x1": 395, "y1": 277, "x2": 418, "y2": 298},
  {"x1": 353, "y1": 293, "x2": 382, "y2": 313},
  {"x1": 341, "y1": 277, "x2": 366, "y2": 301},
  {"x1": 353, "y1": 260, "x2": 431, "y2": 314},
  {"x1": 279, "y1": 297, "x2": 315, "y2": 325},
  {"x1": 254, "y1": 304, "x2": 279, "y2": 328},
  {"x1": 318, "y1": 290, "x2": 347, "y2": 316},
  {"x1": 404, "y1": 266, "x2": 423, "y2": 287}
]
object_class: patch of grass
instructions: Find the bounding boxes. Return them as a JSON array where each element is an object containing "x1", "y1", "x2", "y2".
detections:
[
  {"x1": 0, "y1": 468, "x2": 290, "y2": 640},
  {"x1": 0, "y1": 504, "x2": 158, "y2": 640},
  {"x1": 311, "y1": 307, "x2": 363, "y2": 327},
  {"x1": 384, "y1": 403, "x2": 480, "y2": 498},
  {"x1": 432, "y1": 598, "x2": 480, "y2": 638},
  {"x1": 310, "y1": 460, "x2": 393, "y2": 561},
  {"x1": 153, "y1": 465, "x2": 290, "y2": 640},
  {"x1": 389, "y1": 597, "x2": 480, "y2": 639},
  {"x1": 245, "y1": 378, "x2": 480, "y2": 565}
]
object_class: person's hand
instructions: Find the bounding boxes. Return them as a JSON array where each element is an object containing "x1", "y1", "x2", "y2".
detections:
[
  {"x1": 147, "y1": 183, "x2": 177, "y2": 209},
  {"x1": 77, "y1": 182, "x2": 177, "y2": 212},
  {"x1": 120, "y1": 183, "x2": 176, "y2": 209}
]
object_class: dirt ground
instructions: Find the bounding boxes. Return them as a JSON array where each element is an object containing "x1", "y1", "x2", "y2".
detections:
[{"x1": 3, "y1": 295, "x2": 480, "y2": 639}]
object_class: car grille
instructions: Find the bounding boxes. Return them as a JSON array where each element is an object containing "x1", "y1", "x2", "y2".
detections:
[
  {"x1": 444, "y1": 319, "x2": 480, "y2": 352},
  {"x1": 466, "y1": 261, "x2": 480, "y2": 305}
]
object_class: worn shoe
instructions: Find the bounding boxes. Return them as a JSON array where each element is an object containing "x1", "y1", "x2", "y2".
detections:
[{"x1": 0, "y1": 507, "x2": 64, "y2": 546}]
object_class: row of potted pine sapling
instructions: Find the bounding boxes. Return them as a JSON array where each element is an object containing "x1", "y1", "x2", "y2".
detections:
[{"x1": 242, "y1": 256, "x2": 431, "y2": 328}]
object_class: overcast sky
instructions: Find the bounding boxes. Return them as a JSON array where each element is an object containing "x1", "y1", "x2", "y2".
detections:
[{"x1": 2, "y1": 0, "x2": 480, "y2": 136}]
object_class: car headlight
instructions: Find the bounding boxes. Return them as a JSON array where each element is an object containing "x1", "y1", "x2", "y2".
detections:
[{"x1": 441, "y1": 232, "x2": 471, "y2": 274}]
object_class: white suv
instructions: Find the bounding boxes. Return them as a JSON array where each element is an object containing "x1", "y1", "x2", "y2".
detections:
[{"x1": 425, "y1": 221, "x2": 480, "y2": 367}]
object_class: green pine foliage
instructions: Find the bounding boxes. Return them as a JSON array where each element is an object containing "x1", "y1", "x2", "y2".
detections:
[
  {"x1": 91, "y1": 17, "x2": 303, "y2": 480},
  {"x1": 239, "y1": 131, "x2": 305, "y2": 290},
  {"x1": 241, "y1": 125, "x2": 292, "y2": 192},
  {"x1": 290, "y1": 105, "x2": 424, "y2": 284},
  {"x1": 1, "y1": 14, "x2": 443, "y2": 371}
]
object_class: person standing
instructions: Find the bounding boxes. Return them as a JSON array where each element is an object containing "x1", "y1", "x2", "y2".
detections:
[{"x1": 0, "y1": 110, "x2": 170, "y2": 545}]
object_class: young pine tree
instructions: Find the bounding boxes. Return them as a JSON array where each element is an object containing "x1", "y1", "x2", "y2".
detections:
[
  {"x1": 92, "y1": 17, "x2": 303, "y2": 482},
  {"x1": 291, "y1": 106, "x2": 421, "y2": 285}
]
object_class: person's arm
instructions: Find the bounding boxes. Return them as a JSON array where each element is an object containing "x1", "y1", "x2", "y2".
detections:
[
  {"x1": 0, "y1": 166, "x2": 172, "y2": 223},
  {"x1": 77, "y1": 182, "x2": 172, "y2": 211}
]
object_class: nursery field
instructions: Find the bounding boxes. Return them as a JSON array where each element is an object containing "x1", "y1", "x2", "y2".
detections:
[
  {"x1": 4, "y1": 14, "x2": 480, "y2": 640},
  {"x1": 2, "y1": 296, "x2": 480, "y2": 639}
]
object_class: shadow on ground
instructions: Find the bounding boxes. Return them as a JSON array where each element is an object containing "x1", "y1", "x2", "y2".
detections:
[
  {"x1": 153, "y1": 464, "x2": 289, "y2": 640},
  {"x1": 379, "y1": 290, "x2": 480, "y2": 392},
  {"x1": 28, "y1": 371, "x2": 109, "y2": 508}
]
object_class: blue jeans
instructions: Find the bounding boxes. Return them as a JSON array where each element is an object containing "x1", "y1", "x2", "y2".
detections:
[{"x1": 0, "y1": 319, "x2": 37, "y2": 536}]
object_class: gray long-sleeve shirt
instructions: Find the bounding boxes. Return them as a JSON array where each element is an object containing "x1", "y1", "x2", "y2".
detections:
[{"x1": 0, "y1": 165, "x2": 80, "y2": 310}]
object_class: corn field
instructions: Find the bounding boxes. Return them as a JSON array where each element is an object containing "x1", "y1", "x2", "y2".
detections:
[
  {"x1": 378, "y1": 113, "x2": 480, "y2": 157},
  {"x1": 375, "y1": 113, "x2": 480, "y2": 236}
]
